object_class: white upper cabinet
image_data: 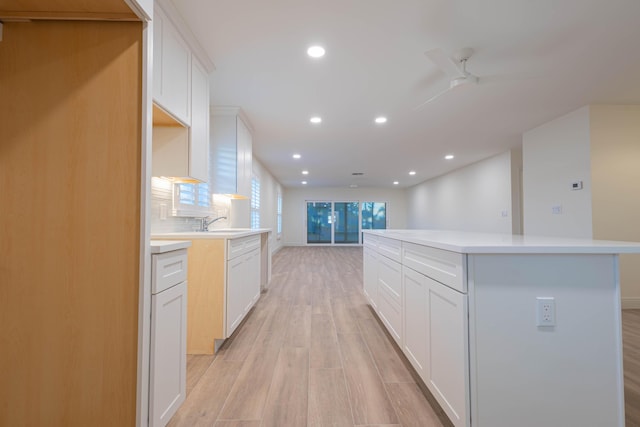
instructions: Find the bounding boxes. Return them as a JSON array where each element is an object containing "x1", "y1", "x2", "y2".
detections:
[
  {"x1": 188, "y1": 57, "x2": 210, "y2": 182},
  {"x1": 211, "y1": 107, "x2": 253, "y2": 197},
  {"x1": 153, "y1": 6, "x2": 191, "y2": 126},
  {"x1": 152, "y1": 2, "x2": 211, "y2": 183}
]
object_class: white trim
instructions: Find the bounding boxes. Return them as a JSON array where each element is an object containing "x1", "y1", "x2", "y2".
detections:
[
  {"x1": 622, "y1": 297, "x2": 640, "y2": 309},
  {"x1": 136, "y1": 18, "x2": 153, "y2": 427},
  {"x1": 123, "y1": 0, "x2": 152, "y2": 21}
]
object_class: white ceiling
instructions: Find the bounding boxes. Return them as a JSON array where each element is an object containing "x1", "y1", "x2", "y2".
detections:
[{"x1": 171, "y1": 0, "x2": 640, "y2": 189}]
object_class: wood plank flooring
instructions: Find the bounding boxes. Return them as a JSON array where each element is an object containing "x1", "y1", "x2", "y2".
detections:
[
  {"x1": 169, "y1": 246, "x2": 640, "y2": 427},
  {"x1": 623, "y1": 309, "x2": 640, "y2": 427}
]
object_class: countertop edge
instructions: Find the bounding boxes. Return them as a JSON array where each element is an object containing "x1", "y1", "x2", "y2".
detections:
[
  {"x1": 151, "y1": 228, "x2": 272, "y2": 240},
  {"x1": 150, "y1": 240, "x2": 192, "y2": 253},
  {"x1": 363, "y1": 229, "x2": 640, "y2": 254}
]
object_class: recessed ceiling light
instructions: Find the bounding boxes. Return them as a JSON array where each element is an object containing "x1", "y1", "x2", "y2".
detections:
[
  {"x1": 445, "y1": 154, "x2": 455, "y2": 160},
  {"x1": 307, "y1": 45, "x2": 325, "y2": 58},
  {"x1": 393, "y1": 181, "x2": 399, "y2": 185},
  {"x1": 375, "y1": 117, "x2": 387, "y2": 124},
  {"x1": 293, "y1": 154, "x2": 301, "y2": 159},
  {"x1": 310, "y1": 116, "x2": 322, "y2": 124},
  {"x1": 409, "y1": 171, "x2": 416, "y2": 175},
  {"x1": 302, "y1": 170, "x2": 309, "y2": 175},
  {"x1": 301, "y1": 181, "x2": 308, "y2": 185}
]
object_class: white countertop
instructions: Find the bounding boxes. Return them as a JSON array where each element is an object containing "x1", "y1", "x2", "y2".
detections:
[
  {"x1": 150, "y1": 240, "x2": 192, "y2": 253},
  {"x1": 151, "y1": 228, "x2": 271, "y2": 240},
  {"x1": 364, "y1": 229, "x2": 640, "y2": 254}
]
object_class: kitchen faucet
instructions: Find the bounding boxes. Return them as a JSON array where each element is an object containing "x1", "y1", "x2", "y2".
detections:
[{"x1": 200, "y1": 216, "x2": 227, "y2": 231}]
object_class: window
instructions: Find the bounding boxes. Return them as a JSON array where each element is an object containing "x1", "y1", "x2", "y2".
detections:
[
  {"x1": 277, "y1": 192, "x2": 283, "y2": 238},
  {"x1": 361, "y1": 202, "x2": 387, "y2": 230},
  {"x1": 251, "y1": 176, "x2": 260, "y2": 229},
  {"x1": 173, "y1": 182, "x2": 211, "y2": 216}
]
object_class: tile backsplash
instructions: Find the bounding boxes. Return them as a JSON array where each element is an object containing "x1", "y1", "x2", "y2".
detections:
[{"x1": 150, "y1": 177, "x2": 232, "y2": 233}]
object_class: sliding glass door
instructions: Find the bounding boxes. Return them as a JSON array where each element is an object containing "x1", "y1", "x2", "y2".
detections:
[
  {"x1": 306, "y1": 202, "x2": 332, "y2": 244},
  {"x1": 334, "y1": 202, "x2": 360, "y2": 244},
  {"x1": 307, "y1": 201, "x2": 387, "y2": 245}
]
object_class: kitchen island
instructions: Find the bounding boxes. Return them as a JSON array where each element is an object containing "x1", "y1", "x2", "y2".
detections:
[
  {"x1": 152, "y1": 229, "x2": 271, "y2": 354},
  {"x1": 362, "y1": 229, "x2": 640, "y2": 427}
]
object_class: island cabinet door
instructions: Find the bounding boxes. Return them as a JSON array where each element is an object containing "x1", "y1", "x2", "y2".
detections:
[
  {"x1": 425, "y1": 278, "x2": 469, "y2": 427},
  {"x1": 376, "y1": 254, "x2": 403, "y2": 346},
  {"x1": 402, "y1": 266, "x2": 428, "y2": 379},
  {"x1": 363, "y1": 246, "x2": 379, "y2": 309},
  {"x1": 226, "y1": 256, "x2": 246, "y2": 337}
]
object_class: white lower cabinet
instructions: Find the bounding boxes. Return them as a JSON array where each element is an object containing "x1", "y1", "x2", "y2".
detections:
[
  {"x1": 424, "y1": 274, "x2": 468, "y2": 427},
  {"x1": 149, "y1": 245, "x2": 189, "y2": 427},
  {"x1": 402, "y1": 265, "x2": 468, "y2": 427},
  {"x1": 150, "y1": 282, "x2": 187, "y2": 427},
  {"x1": 402, "y1": 266, "x2": 428, "y2": 377},
  {"x1": 363, "y1": 246, "x2": 378, "y2": 309},
  {"x1": 226, "y1": 236, "x2": 261, "y2": 337},
  {"x1": 365, "y1": 233, "x2": 469, "y2": 427},
  {"x1": 376, "y1": 253, "x2": 403, "y2": 346}
]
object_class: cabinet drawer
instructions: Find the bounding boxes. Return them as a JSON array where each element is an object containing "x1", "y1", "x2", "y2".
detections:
[
  {"x1": 152, "y1": 249, "x2": 188, "y2": 293},
  {"x1": 403, "y1": 242, "x2": 466, "y2": 293},
  {"x1": 363, "y1": 233, "x2": 378, "y2": 249},
  {"x1": 227, "y1": 234, "x2": 261, "y2": 260},
  {"x1": 378, "y1": 256, "x2": 402, "y2": 305},
  {"x1": 377, "y1": 236, "x2": 402, "y2": 263},
  {"x1": 377, "y1": 284, "x2": 402, "y2": 346}
]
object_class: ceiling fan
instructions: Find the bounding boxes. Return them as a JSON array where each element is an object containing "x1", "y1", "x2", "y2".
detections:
[{"x1": 415, "y1": 47, "x2": 479, "y2": 110}]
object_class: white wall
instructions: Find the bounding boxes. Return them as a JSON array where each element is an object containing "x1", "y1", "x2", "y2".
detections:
[
  {"x1": 253, "y1": 158, "x2": 284, "y2": 253},
  {"x1": 590, "y1": 105, "x2": 640, "y2": 305},
  {"x1": 522, "y1": 104, "x2": 640, "y2": 306},
  {"x1": 522, "y1": 106, "x2": 593, "y2": 238},
  {"x1": 282, "y1": 187, "x2": 407, "y2": 246},
  {"x1": 405, "y1": 150, "x2": 521, "y2": 233}
]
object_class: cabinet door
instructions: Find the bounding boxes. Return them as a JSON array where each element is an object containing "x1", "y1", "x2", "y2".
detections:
[
  {"x1": 425, "y1": 278, "x2": 469, "y2": 427},
  {"x1": 363, "y1": 246, "x2": 378, "y2": 309},
  {"x1": 402, "y1": 266, "x2": 428, "y2": 379},
  {"x1": 246, "y1": 248, "x2": 261, "y2": 310},
  {"x1": 236, "y1": 117, "x2": 252, "y2": 197},
  {"x1": 153, "y1": 7, "x2": 191, "y2": 125},
  {"x1": 150, "y1": 282, "x2": 187, "y2": 427},
  {"x1": 189, "y1": 58, "x2": 209, "y2": 182},
  {"x1": 226, "y1": 256, "x2": 246, "y2": 337},
  {"x1": 376, "y1": 255, "x2": 403, "y2": 346}
]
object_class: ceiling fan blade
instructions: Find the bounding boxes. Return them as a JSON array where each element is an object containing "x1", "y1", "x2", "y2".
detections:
[
  {"x1": 413, "y1": 87, "x2": 451, "y2": 111},
  {"x1": 424, "y1": 48, "x2": 464, "y2": 79}
]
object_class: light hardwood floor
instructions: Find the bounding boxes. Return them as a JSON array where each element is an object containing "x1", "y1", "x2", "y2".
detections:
[{"x1": 169, "y1": 247, "x2": 640, "y2": 427}]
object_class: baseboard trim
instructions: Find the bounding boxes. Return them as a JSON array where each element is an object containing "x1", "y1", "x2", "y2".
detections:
[{"x1": 622, "y1": 297, "x2": 640, "y2": 310}]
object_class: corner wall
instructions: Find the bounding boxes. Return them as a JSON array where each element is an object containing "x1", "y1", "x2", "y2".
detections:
[
  {"x1": 590, "y1": 105, "x2": 640, "y2": 305},
  {"x1": 405, "y1": 150, "x2": 521, "y2": 233},
  {"x1": 522, "y1": 106, "x2": 593, "y2": 238}
]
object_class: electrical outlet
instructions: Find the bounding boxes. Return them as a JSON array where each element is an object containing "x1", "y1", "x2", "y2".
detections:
[{"x1": 536, "y1": 297, "x2": 556, "y2": 327}]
